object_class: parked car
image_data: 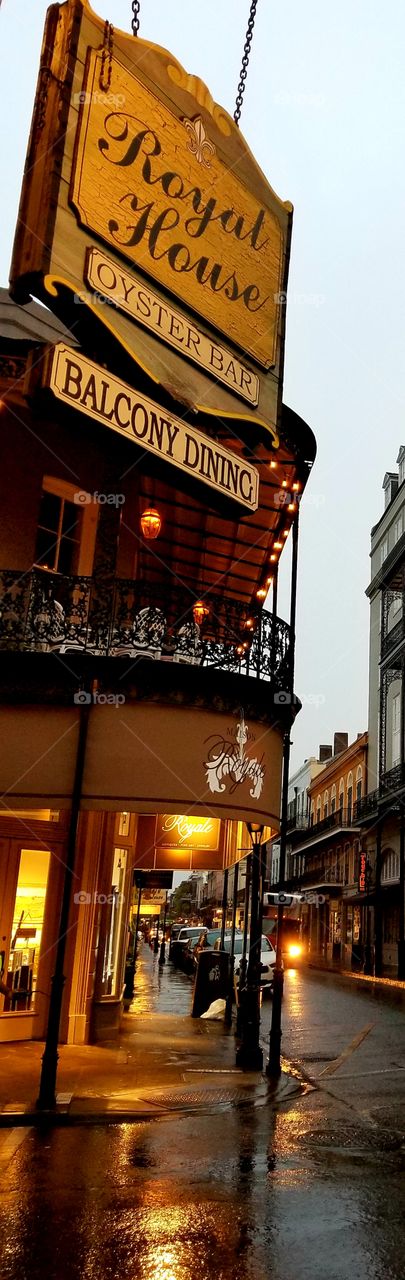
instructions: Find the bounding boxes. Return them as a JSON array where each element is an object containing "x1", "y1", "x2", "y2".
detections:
[
  {"x1": 214, "y1": 933, "x2": 276, "y2": 986},
  {"x1": 168, "y1": 923, "x2": 182, "y2": 960},
  {"x1": 170, "y1": 925, "x2": 207, "y2": 967}
]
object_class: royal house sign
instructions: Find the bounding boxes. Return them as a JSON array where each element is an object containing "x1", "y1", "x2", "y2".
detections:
[{"x1": 11, "y1": 0, "x2": 292, "y2": 479}]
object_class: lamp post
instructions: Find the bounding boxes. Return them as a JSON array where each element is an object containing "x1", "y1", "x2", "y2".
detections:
[
  {"x1": 236, "y1": 822, "x2": 264, "y2": 1070},
  {"x1": 236, "y1": 852, "x2": 251, "y2": 1036},
  {"x1": 267, "y1": 511, "x2": 299, "y2": 1078},
  {"x1": 153, "y1": 914, "x2": 160, "y2": 954}
]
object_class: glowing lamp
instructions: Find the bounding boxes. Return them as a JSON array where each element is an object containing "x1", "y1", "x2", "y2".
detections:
[
  {"x1": 193, "y1": 599, "x2": 209, "y2": 627},
  {"x1": 256, "y1": 586, "x2": 267, "y2": 600},
  {"x1": 274, "y1": 541, "x2": 282, "y2": 550},
  {"x1": 140, "y1": 508, "x2": 161, "y2": 539}
]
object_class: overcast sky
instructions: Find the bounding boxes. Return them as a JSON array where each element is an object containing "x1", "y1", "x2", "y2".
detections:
[{"x1": 1, "y1": 0, "x2": 405, "y2": 775}]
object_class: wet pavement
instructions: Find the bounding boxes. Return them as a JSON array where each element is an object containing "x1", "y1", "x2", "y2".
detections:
[{"x1": 2, "y1": 949, "x2": 405, "y2": 1279}]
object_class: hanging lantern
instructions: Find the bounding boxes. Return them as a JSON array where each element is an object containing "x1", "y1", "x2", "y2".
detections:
[
  {"x1": 256, "y1": 586, "x2": 267, "y2": 600},
  {"x1": 140, "y1": 508, "x2": 161, "y2": 540},
  {"x1": 193, "y1": 599, "x2": 209, "y2": 627}
]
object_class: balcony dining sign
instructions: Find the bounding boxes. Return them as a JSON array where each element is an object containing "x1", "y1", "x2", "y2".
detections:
[{"x1": 10, "y1": 0, "x2": 292, "y2": 481}]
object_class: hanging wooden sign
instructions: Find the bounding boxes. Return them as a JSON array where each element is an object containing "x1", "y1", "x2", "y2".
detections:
[
  {"x1": 10, "y1": 0, "x2": 292, "y2": 446},
  {"x1": 42, "y1": 343, "x2": 259, "y2": 511}
]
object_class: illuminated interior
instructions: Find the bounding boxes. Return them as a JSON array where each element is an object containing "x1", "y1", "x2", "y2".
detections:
[{"x1": 4, "y1": 848, "x2": 51, "y2": 1012}]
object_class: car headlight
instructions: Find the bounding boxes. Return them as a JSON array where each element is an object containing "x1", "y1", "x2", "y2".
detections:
[{"x1": 288, "y1": 943, "x2": 302, "y2": 958}]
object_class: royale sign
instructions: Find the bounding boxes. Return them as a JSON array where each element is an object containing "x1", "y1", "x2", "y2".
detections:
[
  {"x1": 44, "y1": 345, "x2": 259, "y2": 511},
  {"x1": 155, "y1": 814, "x2": 220, "y2": 851}
]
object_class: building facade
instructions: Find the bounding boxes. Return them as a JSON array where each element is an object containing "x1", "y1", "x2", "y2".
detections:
[
  {"x1": 358, "y1": 450, "x2": 405, "y2": 976},
  {"x1": 278, "y1": 733, "x2": 368, "y2": 968},
  {"x1": 0, "y1": 7, "x2": 316, "y2": 1069}
]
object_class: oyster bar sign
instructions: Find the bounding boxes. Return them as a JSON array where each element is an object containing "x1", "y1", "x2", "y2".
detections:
[{"x1": 44, "y1": 345, "x2": 259, "y2": 511}]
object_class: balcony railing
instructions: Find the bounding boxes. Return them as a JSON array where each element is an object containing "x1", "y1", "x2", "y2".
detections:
[
  {"x1": 0, "y1": 568, "x2": 291, "y2": 685},
  {"x1": 352, "y1": 768, "x2": 405, "y2": 824},
  {"x1": 287, "y1": 807, "x2": 356, "y2": 839},
  {"x1": 380, "y1": 617, "x2": 405, "y2": 662}
]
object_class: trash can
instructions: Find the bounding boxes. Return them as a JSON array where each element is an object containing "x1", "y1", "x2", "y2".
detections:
[{"x1": 192, "y1": 949, "x2": 230, "y2": 1018}]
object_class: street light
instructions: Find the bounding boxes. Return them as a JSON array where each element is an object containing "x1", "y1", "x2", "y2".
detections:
[{"x1": 236, "y1": 822, "x2": 264, "y2": 1070}]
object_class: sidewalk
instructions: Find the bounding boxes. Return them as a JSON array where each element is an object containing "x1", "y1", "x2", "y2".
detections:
[
  {"x1": 0, "y1": 944, "x2": 299, "y2": 1127},
  {"x1": 307, "y1": 961, "x2": 405, "y2": 1004}
]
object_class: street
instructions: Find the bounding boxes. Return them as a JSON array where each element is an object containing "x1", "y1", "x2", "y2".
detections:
[{"x1": 1, "y1": 959, "x2": 405, "y2": 1280}]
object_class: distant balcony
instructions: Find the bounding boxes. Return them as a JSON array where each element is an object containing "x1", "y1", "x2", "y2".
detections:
[
  {"x1": 352, "y1": 766, "x2": 405, "y2": 825},
  {"x1": 0, "y1": 568, "x2": 290, "y2": 686},
  {"x1": 287, "y1": 808, "x2": 356, "y2": 840},
  {"x1": 380, "y1": 617, "x2": 405, "y2": 662}
]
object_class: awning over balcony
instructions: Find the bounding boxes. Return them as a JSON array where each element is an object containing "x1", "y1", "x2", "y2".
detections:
[{"x1": 135, "y1": 403, "x2": 315, "y2": 607}]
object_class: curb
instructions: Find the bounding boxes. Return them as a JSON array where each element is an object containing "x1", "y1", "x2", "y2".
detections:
[{"x1": 0, "y1": 1069, "x2": 304, "y2": 1128}]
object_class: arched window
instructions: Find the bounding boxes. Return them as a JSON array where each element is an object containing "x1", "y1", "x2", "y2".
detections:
[
  {"x1": 331, "y1": 784, "x2": 336, "y2": 815},
  {"x1": 381, "y1": 848, "x2": 400, "y2": 883},
  {"x1": 316, "y1": 796, "x2": 321, "y2": 824},
  {"x1": 356, "y1": 765, "x2": 362, "y2": 807},
  {"x1": 347, "y1": 771, "x2": 353, "y2": 823},
  {"x1": 323, "y1": 790, "x2": 329, "y2": 819},
  {"x1": 310, "y1": 802, "x2": 315, "y2": 826},
  {"x1": 338, "y1": 779, "x2": 344, "y2": 816}
]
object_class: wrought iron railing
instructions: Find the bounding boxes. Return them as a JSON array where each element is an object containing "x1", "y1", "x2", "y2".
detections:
[
  {"x1": 287, "y1": 807, "x2": 355, "y2": 839},
  {"x1": 380, "y1": 616, "x2": 405, "y2": 662},
  {"x1": 0, "y1": 568, "x2": 291, "y2": 685}
]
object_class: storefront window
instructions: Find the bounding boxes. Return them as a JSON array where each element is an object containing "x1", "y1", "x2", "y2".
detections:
[
  {"x1": 100, "y1": 848, "x2": 127, "y2": 996},
  {"x1": 2, "y1": 849, "x2": 50, "y2": 1012}
]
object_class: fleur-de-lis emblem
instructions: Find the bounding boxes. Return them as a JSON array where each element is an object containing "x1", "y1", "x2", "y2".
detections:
[{"x1": 183, "y1": 116, "x2": 216, "y2": 168}]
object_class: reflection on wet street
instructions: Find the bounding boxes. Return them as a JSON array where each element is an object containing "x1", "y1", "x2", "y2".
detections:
[
  {"x1": 126, "y1": 941, "x2": 194, "y2": 1016},
  {"x1": 2, "y1": 958, "x2": 405, "y2": 1279}
]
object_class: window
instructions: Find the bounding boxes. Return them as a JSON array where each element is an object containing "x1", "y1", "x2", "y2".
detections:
[
  {"x1": 2, "y1": 848, "x2": 51, "y2": 1013},
  {"x1": 331, "y1": 784, "x2": 336, "y2": 815},
  {"x1": 35, "y1": 488, "x2": 81, "y2": 574},
  {"x1": 118, "y1": 812, "x2": 130, "y2": 837},
  {"x1": 347, "y1": 772, "x2": 353, "y2": 823},
  {"x1": 316, "y1": 797, "x2": 321, "y2": 824},
  {"x1": 392, "y1": 692, "x2": 401, "y2": 767},
  {"x1": 323, "y1": 791, "x2": 329, "y2": 819},
  {"x1": 338, "y1": 779, "x2": 344, "y2": 815},
  {"x1": 394, "y1": 515, "x2": 403, "y2": 544},
  {"x1": 310, "y1": 802, "x2": 315, "y2": 826},
  {"x1": 34, "y1": 477, "x2": 97, "y2": 576},
  {"x1": 356, "y1": 766, "x2": 362, "y2": 806},
  {"x1": 100, "y1": 848, "x2": 128, "y2": 996},
  {"x1": 381, "y1": 848, "x2": 400, "y2": 883},
  {"x1": 380, "y1": 538, "x2": 388, "y2": 566}
]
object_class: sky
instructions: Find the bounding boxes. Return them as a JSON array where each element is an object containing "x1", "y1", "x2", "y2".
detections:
[{"x1": 1, "y1": 0, "x2": 405, "y2": 775}]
